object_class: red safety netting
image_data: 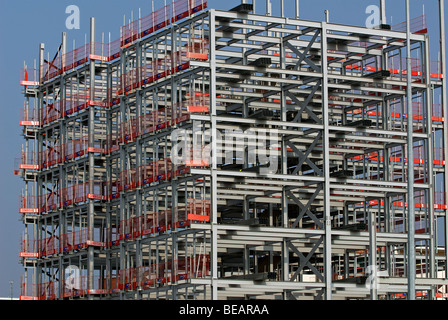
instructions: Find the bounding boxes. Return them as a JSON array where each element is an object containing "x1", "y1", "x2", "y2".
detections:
[
  {"x1": 347, "y1": 145, "x2": 446, "y2": 169},
  {"x1": 385, "y1": 56, "x2": 423, "y2": 79},
  {"x1": 20, "y1": 107, "x2": 41, "y2": 126},
  {"x1": 105, "y1": 225, "x2": 120, "y2": 247},
  {"x1": 430, "y1": 60, "x2": 443, "y2": 79},
  {"x1": 17, "y1": 134, "x2": 109, "y2": 172},
  {"x1": 19, "y1": 181, "x2": 106, "y2": 214},
  {"x1": 434, "y1": 192, "x2": 447, "y2": 209},
  {"x1": 118, "y1": 199, "x2": 210, "y2": 242},
  {"x1": 20, "y1": 68, "x2": 40, "y2": 86},
  {"x1": 392, "y1": 14, "x2": 427, "y2": 34},
  {"x1": 433, "y1": 103, "x2": 444, "y2": 121},
  {"x1": 361, "y1": 101, "x2": 444, "y2": 124},
  {"x1": 118, "y1": 158, "x2": 185, "y2": 192},
  {"x1": 365, "y1": 190, "x2": 447, "y2": 211},
  {"x1": 41, "y1": 145, "x2": 65, "y2": 169},
  {"x1": 173, "y1": 0, "x2": 207, "y2": 22},
  {"x1": 19, "y1": 152, "x2": 41, "y2": 170},
  {"x1": 185, "y1": 91, "x2": 210, "y2": 113},
  {"x1": 121, "y1": 0, "x2": 207, "y2": 47},
  {"x1": 21, "y1": 253, "x2": 209, "y2": 299},
  {"x1": 116, "y1": 50, "x2": 191, "y2": 96},
  {"x1": 186, "y1": 144, "x2": 210, "y2": 167},
  {"x1": 37, "y1": 281, "x2": 59, "y2": 300},
  {"x1": 19, "y1": 195, "x2": 40, "y2": 214},
  {"x1": 61, "y1": 43, "x2": 90, "y2": 74},
  {"x1": 20, "y1": 279, "x2": 38, "y2": 300},
  {"x1": 345, "y1": 56, "x2": 443, "y2": 81},
  {"x1": 19, "y1": 237, "x2": 39, "y2": 258},
  {"x1": 40, "y1": 98, "x2": 64, "y2": 125},
  {"x1": 36, "y1": 40, "x2": 121, "y2": 84},
  {"x1": 433, "y1": 147, "x2": 446, "y2": 166},
  {"x1": 60, "y1": 229, "x2": 89, "y2": 252},
  {"x1": 185, "y1": 37, "x2": 209, "y2": 60},
  {"x1": 119, "y1": 254, "x2": 210, "y2": 290},
  {"x1": 24, "y1": 274, "x2": 112, "y2": 300},
  {"x1": 20, "y1": 87, "x2": 114, "y2": 127},
  {"x1": 111, "y1": 94, "x2": 208, "y2": 152},
  {"x1": 20, "y1": 228, "x2": 106, "y2": 259}
]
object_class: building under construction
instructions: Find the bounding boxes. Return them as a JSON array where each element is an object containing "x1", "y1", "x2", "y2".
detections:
[{"x1": 15, "y1": 0, "x2": 448, "y2": 300}]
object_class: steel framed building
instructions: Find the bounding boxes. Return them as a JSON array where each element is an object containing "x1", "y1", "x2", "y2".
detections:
[{"x1": 15, "y1": 0, "x2": 448, "y2": 300}]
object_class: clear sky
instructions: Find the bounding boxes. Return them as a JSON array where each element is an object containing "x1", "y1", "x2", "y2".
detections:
[{"x1": 0, "y1": 0, "x2": 446, "y2": 298}]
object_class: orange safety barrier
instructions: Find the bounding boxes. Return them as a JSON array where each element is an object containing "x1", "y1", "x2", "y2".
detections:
[
  {"x1": 20, "y1": 68, "x2": 40, "y2": 86},
  {"x1": 20, "y1": 88, "x2": 112, "y2": 127},
  {"x1": 19, "y1": 107, "x2": 42, "y2": 126},
  {"x1": 114, "y1": 102, "x2": 196, "y2": 148},
  {"x1": 19, "y1": 152, "x2": 41, "y2": 170},
  {"x1": 117, "y1": 158, "x2": 190, "y2": 194},
  {"x1": 19, "y1": 237, "x2": 39, "y2": 258},
  {"x1": 17, "y1": 135, "x2": 109, "y2": 172},
  {"x1": 185, "y1": 37, "x2": 209, "y2": 61},
  {"x1": 21, "y1": 255, "x2": 210, "y2": 299},
  {"x1": 116, "y1": 48, "x2": 194, "y2": 96},
  {"x1": 121, "y1": 0, "x2": 208, "y2": 47},
  {"x1": 19, "y1": 195, "x2": 40, "y2": 214},
  {"x1": 20, "y1": 228, "x2": 105, "y2": 258},
  {"x1": 361, "y1": 191, "x2": 447, "y2": 210},
  {"x1": 21, "y1": 274, "x2": 114, "y2": 300},
  {"x1": 186, "y1": 144, "x2": 210, "y2": 167},
  {"x1": 19, "y1": 181, "x2": 106, "y2": 215},
  {"x1": 344, "y1": 58, "x2": 442, "y2": 80},
  {"x1": 349, "y1": 146, "x2": 446, "y2": 166},
  {"x1": 119, "y1": 254, "x2": 210, "y2": 290},
  {"x1": 392, "y1": 14, "x2": 427, "y2": 34},
  {"x1": 185, "y1": 91, "x2": 210, "y2": 113},
  {"x1": 118, "y1": 199, "x2": 210, "y2": 242}
]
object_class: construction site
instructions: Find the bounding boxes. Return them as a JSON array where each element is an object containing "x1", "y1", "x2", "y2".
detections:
[{"x1": 14, "y1": 0, "x2": 448, "y2": 300}]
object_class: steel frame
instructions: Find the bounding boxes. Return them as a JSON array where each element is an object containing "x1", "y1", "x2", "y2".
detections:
[{"x1": 16, "y1": 1, "x2": 448, "y2": 300}]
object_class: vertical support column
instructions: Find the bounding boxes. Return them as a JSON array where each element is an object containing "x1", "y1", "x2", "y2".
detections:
[
  {"x1": 88, "y1": 16, "x2": 96, "y2": 298},
  {"x1": 380, "y1": 0, "x2": 387, "y2": 25},
  {"x1": 135, "y1": 40, "x2": 143, "y2": 300},
  {"x1": 405, "y1": 0, "x2": 416, "y2": 300},
  {"x1": 321, "y1": 21, "x2": 332, "y2": 300},
  {"x1": 281, "y1": 240, "x2": 289, "y2": 285},
  {"x1": 266, "y1": 0, "x2": 271, "y2": 16},
  {"x1": 369, "y1": 210, "x2": 377, "y2": 299},
  {"x1": 424, "y1": 35, "x2": 435, "y2": 282},
  {"x1": 280, "y1": 39, "x2": 288, "y2": 229},
  {"x1": 172, "y1": 232, "x2": 178, "y2": 300},
  {"x1": 118, "y1": 41, "x2": 127, "y2": 301},
  {"x1": 208, "y1": 9, "x2": 218, "y2": 300},
  {"x1": 35, "y1": 43, "x2": 45, "y2": 296},
  {"x1": 279, "y1": 35, "x2": 289, "y2": 291},
  {"x1": 295, "y1": 0, "x2": 300, "y2": 19},
  {"x1": 439, "y1": 0, "x2": 448, "y2": 281},
  {"x1": 105, "y1": 60, "x2": 113, "y2": 295},
  {"x1": 59, "y1": 35, "x2": 67, "y2": 293}
]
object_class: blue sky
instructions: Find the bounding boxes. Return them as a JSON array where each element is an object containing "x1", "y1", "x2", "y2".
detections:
[{"x1": 0, "y1": 0, "x2": 446, "y2": 298}]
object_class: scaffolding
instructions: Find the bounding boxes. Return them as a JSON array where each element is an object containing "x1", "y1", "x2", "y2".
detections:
[{"x1": 15, "y1": 0, "x2": 448, "y2": 300}]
